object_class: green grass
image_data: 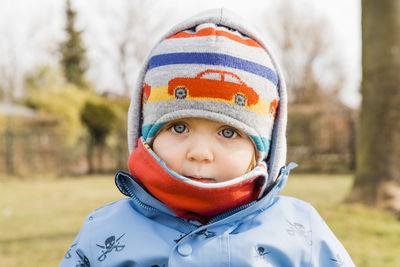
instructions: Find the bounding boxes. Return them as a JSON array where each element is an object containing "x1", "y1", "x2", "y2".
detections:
[
  {"x1": 1, "y1": 174, "x2": 399, "y2": 266},
  {"x1": 281, "y1": 174, "x2": 400, "y2": 267},
  {"x1": 0, "y1": 175, "x2": 122, "y2": 267}
]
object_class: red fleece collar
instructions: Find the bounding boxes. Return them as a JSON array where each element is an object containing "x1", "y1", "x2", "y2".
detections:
[{"x1": 128, "y1": 139, "x2": 265, "y2": 224}]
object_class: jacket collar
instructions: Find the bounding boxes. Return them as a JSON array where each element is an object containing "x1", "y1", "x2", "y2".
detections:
[{"x1": 115, "y1": 151, "x2": 296, "y2": 226}]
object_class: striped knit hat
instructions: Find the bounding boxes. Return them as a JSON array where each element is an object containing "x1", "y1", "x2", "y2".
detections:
[{"x1": 128, "y1": 9, "x2": 286, "y2": 169}]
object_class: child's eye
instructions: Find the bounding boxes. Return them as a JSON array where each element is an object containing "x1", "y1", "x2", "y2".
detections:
[
  {"x1": 220, "y1": 128, "x2": 238, "y2": 138},
  {"x1": 171, "y1": 123, "x2": 188, "y2": 134}
]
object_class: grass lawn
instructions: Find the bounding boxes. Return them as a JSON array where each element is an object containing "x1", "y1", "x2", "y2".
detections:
[{"x1": 1, "y1": 173, "x2": 399, "y2": 266}]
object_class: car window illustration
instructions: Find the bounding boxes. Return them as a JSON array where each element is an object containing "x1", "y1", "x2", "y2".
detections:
[
  {"x1": 224, "y1": 73, "x2": 241, "y2": 84},
  {"x1": 200, "y1": 71, "x2": 221, "y2": 81},
  {"x1": 168, "y1": 70, "x2": 259, "y2": 107}
]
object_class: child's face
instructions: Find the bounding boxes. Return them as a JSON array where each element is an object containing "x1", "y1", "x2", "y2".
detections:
[{"x1": 152, "y1": 118, "x2": 255, "y2": 183}]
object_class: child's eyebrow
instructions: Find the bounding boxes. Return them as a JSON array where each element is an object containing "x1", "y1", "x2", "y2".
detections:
[{"x1": 167, "y1": 120, "x2": 187, "y2": 125}]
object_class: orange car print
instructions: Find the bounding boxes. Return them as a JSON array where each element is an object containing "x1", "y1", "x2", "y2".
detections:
[
  {"x1": 142, "y1": 82, "x2": 152, "y2": 105},
  {"x1": 168, "y1": 70, "x2": 259, "y2": 106},
  {"x1": 269, "y1": 99, "x2": 278, "y2": 119}
]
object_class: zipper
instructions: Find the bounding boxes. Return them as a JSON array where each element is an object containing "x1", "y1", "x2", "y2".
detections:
[
  {"x1": 120, "y1": 175, "x2": 199, "y2": 232},
  {"x1": 129, "y1": 188, "x2": 160, "y2": 213},
  {"x1": 208, "y1": 201, "x2": 256, "y2": 224},
  {"x1": 116, "y1": 171, "x2": 160, "y2": 213}
]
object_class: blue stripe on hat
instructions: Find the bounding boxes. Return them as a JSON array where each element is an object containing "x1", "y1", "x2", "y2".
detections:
[{"x1": 148, "y1": 52, "x2": 278, "y2": 86}]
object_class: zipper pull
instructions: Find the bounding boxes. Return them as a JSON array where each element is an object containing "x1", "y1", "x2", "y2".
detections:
[
  {"x1": 275, "y1": 162, "x2": 298, "y2": 191},
  {"x1": 285, "y1": 162, "x2": 298, "y2": 174}
]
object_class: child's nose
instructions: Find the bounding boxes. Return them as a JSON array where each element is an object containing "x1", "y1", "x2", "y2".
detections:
[{"x1": 186, "y1": 135, "x2": 214, "y2": 162}]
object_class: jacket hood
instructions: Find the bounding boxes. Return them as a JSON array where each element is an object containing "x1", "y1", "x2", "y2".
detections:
[{"x1": 127, "y1": 8, "x2": 288, "y2": 189}]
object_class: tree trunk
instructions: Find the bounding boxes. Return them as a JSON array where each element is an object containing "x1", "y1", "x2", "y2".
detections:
[
  {"x1": 97, "y1": 144, "x2": 104, "y2": 174},
  {"x1": 87, "y1": 138, "x2": 95, "y2": 174},
  {"x1": 347, "y1": 0, "x2": 400, "y2": 213}
]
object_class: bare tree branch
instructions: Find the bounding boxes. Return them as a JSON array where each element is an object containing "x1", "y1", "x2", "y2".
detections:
[
  {"x1": 89, "y1": 0, "x2": 165, "y2": 96},
  {"x1": 263, "y1": 0, "x2": 346, "y2": 104}
]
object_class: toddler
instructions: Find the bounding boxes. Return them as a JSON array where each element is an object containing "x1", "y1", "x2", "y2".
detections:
[{"x1": 61, "y1": 8, "x2": 355, "y2": 267}]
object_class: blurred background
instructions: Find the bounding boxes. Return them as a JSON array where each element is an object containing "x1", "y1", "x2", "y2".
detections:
[
  {"x1": 0, "y1": 0, "x2": 361, "y2": 176},
  {"x1": 1, "y1": 0, "x2": 400, "y2": 266}
]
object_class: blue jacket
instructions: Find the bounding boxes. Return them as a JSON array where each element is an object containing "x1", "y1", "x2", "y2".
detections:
[
  {"x1": 60, "y1": 166, "x2": 355, "y2": 267},
  {"x1": 61, "y1": 8, "x2": 355, "y2": 267}
]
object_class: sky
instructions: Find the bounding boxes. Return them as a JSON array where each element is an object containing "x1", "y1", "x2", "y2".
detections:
[{"x1": 0, "y1": 0, "x2": 361, "y2": 107}]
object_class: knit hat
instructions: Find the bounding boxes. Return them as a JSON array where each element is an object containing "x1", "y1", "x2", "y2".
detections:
[
  {"x1": 128, "y1": 8, "x2": 288, "y2": 185},
  {"x1": 137, "y1": 14, "x2": 279, "y2": 164}
]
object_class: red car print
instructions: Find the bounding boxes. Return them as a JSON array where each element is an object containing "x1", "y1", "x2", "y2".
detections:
[
  {"x1": 142, "y1": 82, "x2": 151, "y2": 105},
  {"x1": 269, "y1": 99, "x2": 278, "y2": 119},
  {"x1": 168, "y1": 70, "x2": 259, "y2": 106}
]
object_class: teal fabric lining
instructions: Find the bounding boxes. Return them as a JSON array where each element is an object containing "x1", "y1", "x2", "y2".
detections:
[
  {"x1": 142, "y1": 123, "x2": 167, "y2": 139},
  {"x1": 250, "y1": 135, "x2": 270, "y2": 153}
]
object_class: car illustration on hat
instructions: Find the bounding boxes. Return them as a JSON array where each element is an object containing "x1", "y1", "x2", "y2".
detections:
[{"x1": 168, "y1": 70, "x2": 259, "y2": 107}]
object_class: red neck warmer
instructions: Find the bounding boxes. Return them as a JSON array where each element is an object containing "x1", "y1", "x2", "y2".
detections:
[{"x1": 128, "y1": 139, "x2": 265, "y2": 224}]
